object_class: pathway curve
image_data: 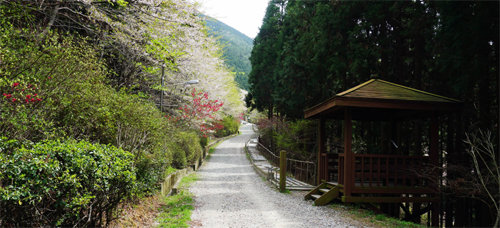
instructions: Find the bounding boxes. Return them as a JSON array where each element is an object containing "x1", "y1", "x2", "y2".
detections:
[{"x1": 190, "y1": 124, "x2": 361, "y2": 228}]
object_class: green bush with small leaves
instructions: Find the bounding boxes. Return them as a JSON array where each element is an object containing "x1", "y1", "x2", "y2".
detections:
[
  {"x1": 0, "y1": 137, "x2": 136, "y2": 227},
  {"x1": 170, "y1": 131, "x2": 203, "y2": 169}
]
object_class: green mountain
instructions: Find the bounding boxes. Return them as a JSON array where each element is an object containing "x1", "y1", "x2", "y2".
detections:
[{"x1": 202, "y1": 15, "x2": 253, "y2": 90}]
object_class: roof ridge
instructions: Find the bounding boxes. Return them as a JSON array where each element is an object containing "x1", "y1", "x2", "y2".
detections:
[
  {"x1": 336, "y1": 79, "x2": 376, "y2": 97},
  {"x1": 376, "y1": 79, "x2": 461, "y2": 103}
]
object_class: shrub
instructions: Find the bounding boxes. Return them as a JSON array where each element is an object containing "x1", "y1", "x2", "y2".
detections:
[
  {"x1": 200, "y1": 136, "x2": 208, "y2": 148},
  {"x1": 0, "y1": 28, "x2": 111, "y2": 142},
  {"x1": 274, "y1": 119, "x2": 317, "y2": 161},
  {"x1": 255, "y1": 117, "x2": 287, "y2": 150},
  {"x1": 170, "y1": 141, "x2": 187, "y2": 168},
  {"x1": 169, "y1": 131, "x2": 203, "y2": 169},
  {"x1": 0, "y1": 138, "x2": 136, "y2": 227},
  {"x1": 256, "y1": 117, "x2": 316, "y2": 161},
  {"x1": 214, "y1": 115, "x2": 240, "y2": 137},
  {"x1": 179, "y1": 131, "x2": 203, "y2": 165},
  {"x1": 134, "y1": 151, "x2": 172, "y2": 196},
  {"x1": 0, "y1": 25, "x2": 175, "y2": 196}
]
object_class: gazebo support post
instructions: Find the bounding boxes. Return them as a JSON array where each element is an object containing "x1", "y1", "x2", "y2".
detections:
[
  {"x1": 344, "y1": 109, "x2": 353, "y2": 197},
  {"x1": 317, "y1": 118, "x2": 326, "y2": 184},
  {"x1": 430, "y1": 114, "x2": 440, "y2": 226}
]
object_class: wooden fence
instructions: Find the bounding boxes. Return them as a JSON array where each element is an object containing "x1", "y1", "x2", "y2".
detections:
[{"x1": 257, "y1": 141, "x2": 316, "y2": 185}]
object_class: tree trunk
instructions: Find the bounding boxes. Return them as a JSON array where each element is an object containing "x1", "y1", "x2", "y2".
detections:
[{"x1": 41, "y1": 1, "x2": 61, "y2": 38}]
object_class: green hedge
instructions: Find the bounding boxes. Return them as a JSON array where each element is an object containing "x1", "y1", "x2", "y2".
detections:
[{"x1": 0, "y1": 138, "x2": 136, "y2": 227}]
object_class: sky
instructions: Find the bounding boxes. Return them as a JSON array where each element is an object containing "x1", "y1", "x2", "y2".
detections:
[{"x1": 196, "y1": 0, "x2": 270, "y2": 39}]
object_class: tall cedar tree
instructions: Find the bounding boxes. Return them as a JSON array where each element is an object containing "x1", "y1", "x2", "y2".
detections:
[
  {"x1": 247, "y1": 1, "x2": 498, "y2": 226},
  {"x1": 247, "y1": 0, "x2": 286, "y2": 119}
]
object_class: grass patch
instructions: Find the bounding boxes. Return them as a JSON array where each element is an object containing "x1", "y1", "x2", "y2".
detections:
[
  {"x1": 164, "y1": 166, "x2": 177, "y2": 176},
  {"x1": 280, "y1": 189, "x2": 291, "y2": 194},
  {"x1": 178, "y1": 173, "x2": 199, "y2": 188},
  {"x1": 156, "y1": 173, "x2": 199, "y2": 228},
  {"x1": 330, "y1": 203, "x2": 426, "y2": 228}
]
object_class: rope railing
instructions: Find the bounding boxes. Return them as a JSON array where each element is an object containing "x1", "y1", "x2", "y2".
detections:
[{"x1": 257, "y1": 141, "x2": 316, "y2": 185}]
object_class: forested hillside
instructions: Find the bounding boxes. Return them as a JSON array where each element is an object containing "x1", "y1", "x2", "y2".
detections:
[
  {"x1": 0, "y1": 0, "x2": 243, "y2": 226},
  {"x1": 248, "y1": 0, "x2": 498, "y2": 227},
  {"x1": 203, "y1": 15, "x2": 253, "y2": 90}
]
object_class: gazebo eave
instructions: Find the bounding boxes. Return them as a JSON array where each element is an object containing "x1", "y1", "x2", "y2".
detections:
[{"x1": 304, "y1": 96, "x2": 461, "y2": 120}]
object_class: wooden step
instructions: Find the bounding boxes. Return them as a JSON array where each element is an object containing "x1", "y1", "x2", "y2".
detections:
[
  {"x1": 304, "y1": 182, "x2": 327, "y2": 200},
  {"x1": 311, "y1": 194, "x2": 322, "y2": 199},
  {"x1": 314, "y1": 186, "x2": 340, "y2": 206},
  {"x1": 319, "y1": 188, "x2": 330, "y2": 193}
]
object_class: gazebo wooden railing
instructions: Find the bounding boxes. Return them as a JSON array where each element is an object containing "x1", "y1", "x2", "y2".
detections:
[
  {"x1": 322, "y1": 153, "x2": 433, "y2": 193},
  {"x1": 324, "y1": 153, "x2": 339, "y2": 183},
  {"x1": 340, "y1": 154, "x2": 429, "y2": 188}
]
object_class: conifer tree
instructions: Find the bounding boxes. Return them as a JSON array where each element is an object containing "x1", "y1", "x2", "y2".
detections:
[{"x1": 247, "y1": 0, "x2": 286, "y2": 118}]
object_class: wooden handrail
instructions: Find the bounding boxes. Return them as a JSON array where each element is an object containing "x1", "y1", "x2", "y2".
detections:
[{"x1": 257, "y1": 142, "x2": 316, "y2": 185}]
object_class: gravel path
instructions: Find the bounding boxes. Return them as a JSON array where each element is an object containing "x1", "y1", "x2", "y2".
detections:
[{"x1": 190, "y1": 124, "x2": 362, "y2": 228}]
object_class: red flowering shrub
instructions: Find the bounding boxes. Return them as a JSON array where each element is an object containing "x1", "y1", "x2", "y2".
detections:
[
  {"x1": 166, "y1": 88, "x2": 225, "y2": 137},
  {"x1": 2, "y1": 82, "x2": 42, "y2": 105}
]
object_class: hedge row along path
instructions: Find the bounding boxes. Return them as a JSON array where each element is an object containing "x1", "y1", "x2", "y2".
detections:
[{"x1": 190, "y1": 124, "x2": 362, "y2": 227}]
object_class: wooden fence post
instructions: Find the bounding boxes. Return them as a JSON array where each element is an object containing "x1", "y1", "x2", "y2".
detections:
[{"x1": 280, "y1": 150, "x2": 287, "y2": 192}]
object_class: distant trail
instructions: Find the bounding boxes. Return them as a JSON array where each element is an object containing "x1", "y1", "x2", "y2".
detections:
[{"x1": 190, "y1": 124, "x2": 359, "y2": 228}]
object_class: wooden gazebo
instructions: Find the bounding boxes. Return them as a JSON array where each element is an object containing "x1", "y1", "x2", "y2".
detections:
[{"x1": 303, "y1": 79, "x2": 460, "y2": 225}]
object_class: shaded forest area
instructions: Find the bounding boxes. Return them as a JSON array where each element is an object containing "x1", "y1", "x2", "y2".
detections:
[{"x1": 247, "y1": 1, "x2": 498, "y2": 227}]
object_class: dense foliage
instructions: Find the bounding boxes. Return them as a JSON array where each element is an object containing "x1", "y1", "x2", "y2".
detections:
[
  {"x1": 248, "y1": 1, "x2": 498, "y2": 226},
  {"x1": 214, "y1": 115, "x2": 241, "y2": 138},
  {"x1": 0, "y1": 25, "x2": 174, "y2": 195},
  {"x1": 204, "y1": 15, "x2": 253, "y2": 90},
  {"x1": 246, "y1": 0, "x2": 285, "y2": 118},
  {"x1": 248, "y1": 0, "x2": 498, "y2": 123},
  {"x1": 256, "y1": 118, "x2": 316, "y2": 161},
  {"x1": 0, "y1": 0, "x2": 244, "y2": 226},
  {"x1": 0, "y1": 138, "x2": 136, "y2": 226}
]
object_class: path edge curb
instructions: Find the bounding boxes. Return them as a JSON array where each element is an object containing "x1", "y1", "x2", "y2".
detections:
[{"x1": 244, "y1": 138, "x2": 271, "y2": 185}]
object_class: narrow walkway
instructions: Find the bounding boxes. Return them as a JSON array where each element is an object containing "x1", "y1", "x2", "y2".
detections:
[
  {"x1": 189, "y1": 124, "x2": 359, "y2": 228},
  {"x1": 246, "y1": 137, "x2": 314, "y2": 191}
]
